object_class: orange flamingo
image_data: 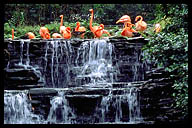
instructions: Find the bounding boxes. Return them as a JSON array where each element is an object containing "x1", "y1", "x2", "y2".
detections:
[
  {"x1": 59, "y1": 15, "x2": 66, "y2": 35},
  {"x1": 121, "y1": 22, "x2": 137, "y2": 37},
  {"x1": 12, "y1": 29, "x2": 14, "y2": 40},
  {"x1": 94, "y1": 24, "x2": 111, "y2": 38},
  {"x1": 39, "y1": 27, "x2": 50, "y2": 39},
  {"x1": 89, "y1": 9, "x2": 110, "y2": 38},
  {"x1": 135, "y1": 16, "x2": 147, "y2": 32},
  {"x1": 75, "y1": 22, "x2": 86, "y2": 38},
  {"x1": 116, "y1": 15, "x2": 131, "y2": 26},
  {"x1": 26, "y1": 32, "x2": 36, "y2": 39},
  {"x1": 45, "y1": 32, "x2": 51, "y2": 39},
  {"x1": 59, "y1": 15, "x2": 71, "y2": 39},
  {"x1": 62, "y1": 27, "x2": 71, "y2": 39},
  {"x1": 52, "y1": 33, "x2": 62, "y2": 38},
  {"x1": 154, "y1": 23, "x2": 161, "y2": 33}
]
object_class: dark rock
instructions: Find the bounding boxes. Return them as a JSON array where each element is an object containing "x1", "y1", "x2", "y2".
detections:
[
  {"x1": 64, "y1": 87, "x2": 110, "y2": 96},
  {"x1": 6, "y1": 68, "x2": 39, "y2": 78},
  {"x1": 29, "y1": 88, "x2": 58, "y2": 96},
  {"x1": 17, "y1": 84, "x2": 44, "y2": 89},
  {"x1": 66, "y1": 94, "x2": 102, "y2": 116}
]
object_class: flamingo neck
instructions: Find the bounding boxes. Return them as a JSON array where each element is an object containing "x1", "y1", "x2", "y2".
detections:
[
  {"x1": 136, "y1": 16, "x2": 143, "y2": 22},
  {"x1": 75, "y1": 24, "x2": 80, "y2": 31},
  {"x1": 94, "y1": 25, "x2": 104, "y2": 35},
  {"x1": 89, "y1": 11, "x2": 94, "y2": 32},
  {"x1": 60, "y1": 15, "x2": 63, "y2": 27},
  {"x1": 12, "y1": 29, "x2": 14, "y2": 40},
  {"x1": 66, "y1": 29, "x2": 71, "y2": 34}
]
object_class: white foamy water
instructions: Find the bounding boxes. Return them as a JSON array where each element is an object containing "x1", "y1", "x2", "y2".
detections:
[
  {"x1": 75, "y1": 39, "x2": 117, "y2": 86},
  {"x1": 4, "y1": 90, "x2": 44, "y2": 124}
]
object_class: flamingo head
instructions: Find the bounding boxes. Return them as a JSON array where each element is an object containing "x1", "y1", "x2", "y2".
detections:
[
  {"x1": 45, "y1": 32, "x2": 50, "y2": 39},
  {"x1": 89, "y1": 9, "x2": 93, "y2": 12},
  {"x1": 99, "y1": 24, "x2": 104, "y2": 29},
  {"x1": 155, "y1": 23, "x2": 161, "y2": 28},
  {"x1": 116, "y1": 15, "x2": 131, "y2": 24},
  {"x1": 135, "y1": 16, "x2": 143, "y2": 22},
  {"x1": 60, "y1": 15, "x2": 63, "y2": 18},
  {"x1": 66, "y1": 27, "x2": 71, "y2": 31},
  {"x1": 76, "y1": 22, "x2": 80, "y2": 26}
]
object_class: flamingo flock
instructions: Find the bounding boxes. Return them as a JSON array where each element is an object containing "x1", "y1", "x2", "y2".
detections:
[{"x1": 11, "y1": 9, "x2": 161, "y2": 40}]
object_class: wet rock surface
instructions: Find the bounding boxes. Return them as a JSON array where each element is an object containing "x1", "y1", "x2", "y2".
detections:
[{"x1": 4, "y1": 68, "x2": 44, "y2": 90}]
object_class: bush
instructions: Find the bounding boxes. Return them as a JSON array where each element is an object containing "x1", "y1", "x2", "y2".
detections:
[{"x1": 142, "y1": 4, "x2": 188, "y2": 117}]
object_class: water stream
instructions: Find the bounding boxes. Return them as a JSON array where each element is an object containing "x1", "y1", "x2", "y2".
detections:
[
  {"x1": 4, "y1": 90, "x2": 44, "y2": 124},
  {"x1": 4, "y1": 39, "x2": 144, "y2": 124},
  {"x1": 75, "y1": 40, "x2": 116, "y2": 86}
]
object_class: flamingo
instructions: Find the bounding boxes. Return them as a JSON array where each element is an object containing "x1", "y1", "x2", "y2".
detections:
[
  {"x1": 12, "y1": 29, "x2": 14, "y2": 40},
  {"x1": 135, "y1": 15, "x2": 147, "y2": 32},
  {"x1": 45, "y1": 32, "x2": 51, "y2": 39},
  {"x1": 154, "y1": 23, "x2": 161, "y2": 33},
  {"x1": 89, "y1": 9, "x2": 111, "y2": 38},
  {"x1": 26, "y1": 32, "x2": 36, "y2": 39},
  {"x1": 121, "y1": 22, "x2": 137, "y2": 37},
  {"x1": 94, "y1": 24, "x2": 111, "y2": 38},
  {"x1": 75, "y1": 22, "x2": 86, "y2": 38},
  {"x1": 52, "y1": 33, "x2": 62, "y2": 38},
  {"x1": 62, "y1": 27, "x2": 71, "y2": 39},
  {"x1": 59, "y1": 15, "x2": 66, "y2": 35},
  {"x1": 39, "y1": 27, "x2": 50, "y2": 39},
  {"x1": 116, "y1": 15, "x2": 131, "y2": 27},
  {"x1": 59, "y1": 15, "x2": 71, "y2": 39}
]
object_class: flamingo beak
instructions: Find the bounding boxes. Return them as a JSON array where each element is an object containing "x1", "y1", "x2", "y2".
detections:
[{"x1": 116, "y1": 20, "x2": 120, "y2": 24}]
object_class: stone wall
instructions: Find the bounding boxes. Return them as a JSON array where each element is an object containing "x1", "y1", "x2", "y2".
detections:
[
  {"x1": 139, "y1": 68, "x2": 186, "y2": 123},
  {"x1": 4, "y1": 37, "x2": 149, "y2": 89}
]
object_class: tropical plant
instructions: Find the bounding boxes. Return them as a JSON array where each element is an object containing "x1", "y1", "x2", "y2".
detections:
[{"x1": 142, "y1": 4, "x2": 188, "y2": 117}]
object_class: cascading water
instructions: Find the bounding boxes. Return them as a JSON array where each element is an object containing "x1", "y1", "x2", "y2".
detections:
[
  {"x1": 14, "y1": 40, "x2": 45, "y2": 84},
  {"x1": 47, "y1": 91, "x2": 76, "y2": 124},
  {"x1": 4, "y1": 38, "x2": 145, "y2": 124},
  {"x1": 44, "y1": 40, "x2": 73, "y2": 87},
  {"x1": 75, "y1": 40, "x2": 116, "y2": 86},
  {"x1": 99, "y1": 87, "x2": 143, "y2": 123},
  {"x1": 4, "y1": 90, "x2": 44, "y2": 124}
]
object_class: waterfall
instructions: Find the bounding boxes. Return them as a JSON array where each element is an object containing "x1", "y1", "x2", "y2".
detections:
[
  {"x1": 127, "y1": 87, "x2": 143, "y2": 123},
  {"x1": 50, "y1": 41, "x2": 55, "y2": 87},
  {"x1": 4, "y1": 39, "x2": 146, "y2": 124},
  {"x1": 19, "y1": 40, "x2": 24, "y2": 65},
  {"x1": 4, "y1": 90, "x2": 44, "y2": 124},
  {"x1": 75, "y1": 39, "x2": 115, "y2": 86},
  {"x1": 26, "y1": 40, "x2": 30, "y2": 66},
  {"x1": 47, "y1": 91, "x2": 76, "y2": 124},
  {"x1": 100, "y1": 86, "x2": 143, "y2": 123},
  {"x1": 44, "y1": 40, "x2": 74, "y2": 88}
]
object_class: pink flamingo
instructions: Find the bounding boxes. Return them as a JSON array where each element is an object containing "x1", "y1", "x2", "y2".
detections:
[
  {"x1": 89, "y1": 9, "x2": 111, "y2": 38},
  {"x1": 135, "y1": 15, "x2": 147, "y2": 32}
]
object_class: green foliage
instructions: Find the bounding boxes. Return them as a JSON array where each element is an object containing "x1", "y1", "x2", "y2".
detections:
[
  {"x1": 4, "y1": 4, "x2": 157, "y2": 26},
  {"x1": 142, "y1": 4, "x2": 188, "y2": 117},
  {"x1": 4, "y1": 23, "x2": 13, "y2": 39},
  {"x1": 8, "y1": 11, "x2": 25, "y2": 27},
  {"x1": 45, "y1": 21, "x2": 60, "y2": 34}
]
